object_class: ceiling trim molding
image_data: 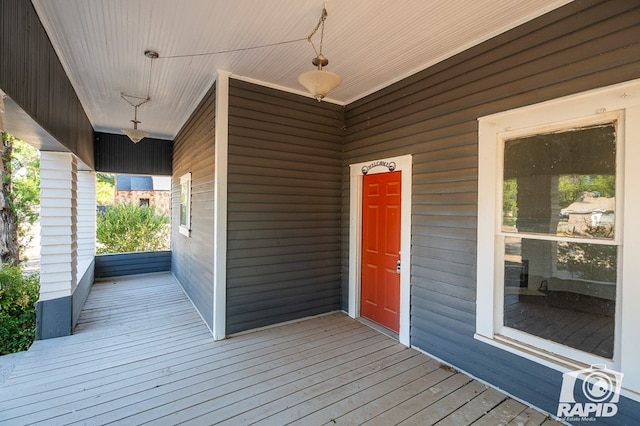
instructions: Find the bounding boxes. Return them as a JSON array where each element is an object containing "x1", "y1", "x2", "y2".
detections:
[{"x1": 229, "y1": 73, "x2": 346, "y2": 106}]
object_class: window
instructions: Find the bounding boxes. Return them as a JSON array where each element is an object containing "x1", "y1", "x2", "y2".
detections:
[
  {"x1": 179, "y1": 172, "x2": 191, "y2": 236},
  {"x1": 501, "y1": 123, "x2": 618, "y2": 359},
  {"x1": 476, "y1": 80, "x2": 640, "y2": 395},
  {"x1": 139, "y1": 198, "x2": 150, "y2": 207}
]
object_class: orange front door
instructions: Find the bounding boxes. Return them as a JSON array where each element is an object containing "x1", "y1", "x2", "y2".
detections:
[{"x1": 361, "y1": 171, "x2": 401, "y2": 332}]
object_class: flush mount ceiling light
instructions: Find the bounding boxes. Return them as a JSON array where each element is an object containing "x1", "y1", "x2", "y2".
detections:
[
  {"x1": 298, "y1": 6, "x2": 342, "y2": 101},
  {"x1": 121, "y1": 50, "x2": 158, "y2": 143}
]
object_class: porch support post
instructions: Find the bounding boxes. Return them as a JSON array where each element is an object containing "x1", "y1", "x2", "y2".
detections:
[
  {"x1": 213, "y1": 70, "x2": 230, "y2": 340},
  {"x1": 36, "y1": 151, "x2": 78, "y2": 339}
]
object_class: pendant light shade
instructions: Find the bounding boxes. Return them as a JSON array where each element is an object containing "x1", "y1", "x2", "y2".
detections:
[
  {"x1": 121, "y1": 127, "x2": 149, "y2": 143},
  {"x1": 298, "y1": 69, "x2": 342, "y2": 101},
  {"x1": 120, "y1": 100, "x2": 149, "y2": 143},
  {"x1": 298, "y1": 7, "x2": 341, "y2": 101}
]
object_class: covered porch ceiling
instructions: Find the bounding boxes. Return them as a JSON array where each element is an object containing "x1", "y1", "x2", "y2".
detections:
[{"x1": 31, "y1": 0, "x2": 573, "y2": 141}]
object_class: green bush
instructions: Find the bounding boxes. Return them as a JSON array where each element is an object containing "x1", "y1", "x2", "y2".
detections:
[
  {"x1": 96, "y1": 203, "x2": 170, "y2": 254},
  {"x1": 0, "y1": 265, "x2": 39, "y2": 355}
]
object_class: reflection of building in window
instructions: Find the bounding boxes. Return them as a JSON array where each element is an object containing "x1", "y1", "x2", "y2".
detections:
[
  {"x1": 114, "y1": 175, "x2": 170, "y2": 215},
  {"x1": 561, "y1": 191, "x2": 615, "y2": 233}
]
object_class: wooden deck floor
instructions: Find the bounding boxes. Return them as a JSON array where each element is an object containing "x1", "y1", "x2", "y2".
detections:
[{"x1": 0, "y1": 272, "x2": 562, "y2": 425}]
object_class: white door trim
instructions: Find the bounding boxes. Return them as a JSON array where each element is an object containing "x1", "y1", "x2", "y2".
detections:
[{"x1": 349, "y1": 154, "x2": 412, "y2": 346}]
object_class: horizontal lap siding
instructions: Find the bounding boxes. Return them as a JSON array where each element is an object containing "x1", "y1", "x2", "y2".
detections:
[
  {"x1": 0, "y1": 0, "x2": 93, "y2": 168},
  {"x1": 94, "y1": 252, "x2": 171, "y2": 278},
  {"x1": 171, "y1": 83, "x2": 216, "y2": 330},
  {"x1": 343, "y1": 0, "x2": 640, "y2": 419},
  {"x1": 226, "y1": 79, "x2": 343, "y2": 334}
]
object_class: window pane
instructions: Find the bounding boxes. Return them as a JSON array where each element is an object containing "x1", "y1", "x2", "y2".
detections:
[
  {"x1": 180, "y1": 204, "x2": 187, "y2": 227},
  {"x1": 181, "y1": 182, "x2": 188, "y2": 204},
  {"x1": 502, "y1": 123, "x2": 616, "y2": 239},
  {"x1": 504, "y1": 236, "x2": 616, "y2": 358}
]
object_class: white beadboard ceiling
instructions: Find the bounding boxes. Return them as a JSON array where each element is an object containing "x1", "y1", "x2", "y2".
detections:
[{"x1": 31, "y1": 0, "x2": 573, "y2": 140}]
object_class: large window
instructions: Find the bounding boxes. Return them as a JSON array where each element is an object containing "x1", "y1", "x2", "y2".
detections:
[
  {"x1": 501, "y1": 123, "x2": 618, "y2": 359},
  {"x1": 476, "y1": 79, "x2": 640, "y2": 397}
]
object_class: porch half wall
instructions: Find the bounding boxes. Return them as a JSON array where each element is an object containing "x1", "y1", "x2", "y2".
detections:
[{"x1": 342, "y1": 0, "x2": 640, "y2": 421}]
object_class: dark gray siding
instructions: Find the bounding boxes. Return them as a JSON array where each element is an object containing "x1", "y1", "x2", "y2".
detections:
[
  {"x1": 94, "y1": 251, "x2": 171, "y2": 279},
  {"x1": 0, "y1": 0, "x2": 94, "y2": 168},
  {"x1": 171, "y1": 83, "x2": 216, "y2": 330},
  {"x1": 343, "y1": 0, "x2": 640, "y2": 421},
  {"x1": 226, "y1": 79, "x2": 343, "y2": 334},
  {"x1": 94, "y1": 132, "x2": 172, "y2": 175},
  {"x1": 73, "y1": 260, "x2": 95, "y2": 328}
]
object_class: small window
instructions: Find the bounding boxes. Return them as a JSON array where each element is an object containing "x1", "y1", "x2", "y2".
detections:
[
  {"x1": 179, "y1": 173, "x2": 191, "y2": 236},
  {"x1": 139, "y1": 198, "x2": 150, "y2": 207}
]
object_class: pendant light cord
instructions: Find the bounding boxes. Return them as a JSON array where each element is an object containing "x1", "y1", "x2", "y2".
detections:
[
  {"x1": 156, "y1": 7, "x2": 328, "y2": 60},
  {"x1": 307, "y1": 7, "x2": 328, "y2": 58}
]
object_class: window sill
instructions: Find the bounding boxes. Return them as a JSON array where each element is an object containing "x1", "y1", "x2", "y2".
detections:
[{"x1": 474, "y1": 332, "x2": 588, "y2": 372}]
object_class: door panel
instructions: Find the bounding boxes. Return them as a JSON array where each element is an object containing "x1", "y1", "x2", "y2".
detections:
[{"x1": 361, "y1": 171, "x2": 401, "y2": 332}]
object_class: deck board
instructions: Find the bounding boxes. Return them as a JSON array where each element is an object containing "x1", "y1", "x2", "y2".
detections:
[{"x1": 0, "y1": 272, "x2": 559, "y2": 425}]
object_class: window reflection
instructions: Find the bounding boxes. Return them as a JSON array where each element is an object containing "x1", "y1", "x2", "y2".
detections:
[
  {"x1": 502, "y1": 123, "x2": 616, "y2": 240},
  {"x1": 504, "y1": 237, "x2": 615, "y2": 358}
]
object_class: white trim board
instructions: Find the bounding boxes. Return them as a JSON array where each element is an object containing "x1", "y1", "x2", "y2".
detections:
[
  {"x1": 348, "y1": 154, "x2": 412, "y2": 347},
  {"x1": 213, "y1": 70, "x2": 230, "y2": 341}
]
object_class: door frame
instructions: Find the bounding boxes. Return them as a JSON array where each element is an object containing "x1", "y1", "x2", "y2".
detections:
[{"x1": 349, "y1": 154, "x2": 412, "y2": 346}]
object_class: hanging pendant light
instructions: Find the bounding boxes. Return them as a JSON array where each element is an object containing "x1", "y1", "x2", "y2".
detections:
[
  {"x1": 120, "y1": 50, "x2": 158, "y2": 143},
  {"x1": 121, "y1": 103, "x2": 149, "y2": 143},
  {"x1": 298, "y1": 7, "x2": 341, "y2": 101},
  {"x1": 298, "y1": 54, "x2": 342, "y2": 102}
]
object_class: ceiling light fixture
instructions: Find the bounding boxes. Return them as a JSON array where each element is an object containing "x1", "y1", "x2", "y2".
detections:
[
  {"x1": 298, "y1": 6, "x2": 341, "y2": 101},
  {"x1": 120, "y1": 93, "x2": 150, "y2": 143},
  {"x1": 120, "y1": 50, "x2": 158, "y2": 143}
]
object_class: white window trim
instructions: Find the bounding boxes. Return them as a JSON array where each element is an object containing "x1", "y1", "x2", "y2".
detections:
[
  {"x1": 348, "y1": 154, "x2": 412, "y2": 347},
  {"x1": 476, "y1": 78, "x2": 640, "y2": 401},
  {"x1": 179, "y1": 172, "x2": 192, "y2": 237}
]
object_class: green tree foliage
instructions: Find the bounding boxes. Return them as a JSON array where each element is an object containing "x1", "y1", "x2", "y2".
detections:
[
  {"x1": 0, "y1": 265, "x2": 39, "y2": 354},
  {"x1": 503, "y1": 174, "x2": 615, "y2": 222},
  {"x1": 0, "y1": 132, "x2": 40, "y2": 263},
  {"x1": 96, "y1": 203, "x2": 169, "y2": 254},
  {"x1": 558, "y1": 174, "x2": 615, "y2": 208},
  {"x1": 1, "y1": 132, "x2": 20, "y2": 265},
  {"x1": 96, "y1": 173, "x2": 115, "y2": 206},
  {"x1": 503, "y1": 178, "x2": 518, "y2": 226},
  {"x1": 11, "y1": 138, "x2": 40, "y2": 252}
]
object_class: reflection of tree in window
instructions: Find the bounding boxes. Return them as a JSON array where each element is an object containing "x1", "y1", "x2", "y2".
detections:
[{"x1": 502, "y1": 122, "x2": 617, "y2": 359}]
